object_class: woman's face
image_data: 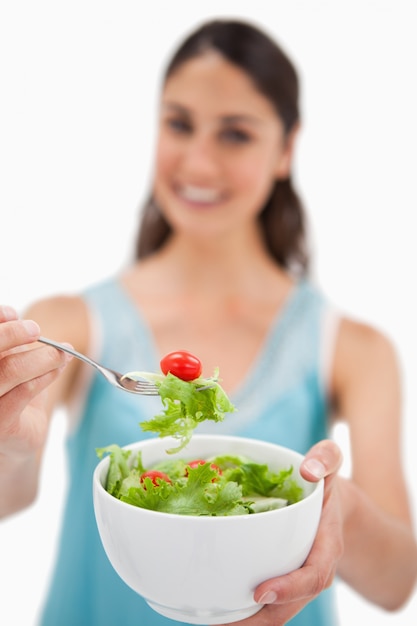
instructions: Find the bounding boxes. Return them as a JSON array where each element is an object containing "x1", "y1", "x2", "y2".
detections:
[{"x1": 153, "y1": 52, "x2": 295, "y2": 241}]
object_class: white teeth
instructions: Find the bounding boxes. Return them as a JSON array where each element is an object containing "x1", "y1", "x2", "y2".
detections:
[{"x1": 181, "y1": 185, "x2": 221, "y2": 203}]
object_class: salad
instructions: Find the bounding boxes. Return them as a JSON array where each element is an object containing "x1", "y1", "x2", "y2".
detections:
[
  {"x1": 97, "y1": 350, "x2": 304, "y2": 516},
  {"x1": 123, "y1": 350, "x2": 236, "y2": 452},
  {"x1": 96, "y1": 446, "x2": 304, "y2": 516}
]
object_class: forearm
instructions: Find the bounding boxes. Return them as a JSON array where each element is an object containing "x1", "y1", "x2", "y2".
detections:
[
  {"x1": 0, "y1": 452, "x2": 40, "y2": 518},
  {"x1": 337, "y1": 476, "x2": 417, "y2": 610},
  {"x1": 0, "y1": 302, "x2": 76, "y2": 519}
]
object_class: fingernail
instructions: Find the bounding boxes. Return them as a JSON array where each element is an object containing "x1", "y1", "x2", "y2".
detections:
[
  {"x1": 22, "y1": 319, "x2": 40, "y2": 337},
  {"x1": 303, "y1": 459, "x2": 326, "y2": 480},
  {"x1": 258, "y1": 590, "x2": 277, "y2": 604},
  {"x1": 1, "y1": 305, "x2": 17, "y2": 321},
  {"x1": 59, "y1": 343, "x2": 74, "y2": 362}
]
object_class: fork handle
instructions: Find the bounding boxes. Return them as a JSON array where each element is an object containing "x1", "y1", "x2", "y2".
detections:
[{"x1": 38, "y1": 336, "x2": 100, "y2": 371}]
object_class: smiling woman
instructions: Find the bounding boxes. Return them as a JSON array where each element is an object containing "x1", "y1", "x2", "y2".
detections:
[
  {"x1": 153, "y1": 52, "x2": 294, "y2": 238},
  {"x1": 1, "y1": 4, "x2": 417, "y2": 626},
  {"x1": 137, "y1": 27, "x2": 306, "y2": 271}
]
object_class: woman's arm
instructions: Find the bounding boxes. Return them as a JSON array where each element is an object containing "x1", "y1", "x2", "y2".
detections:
[
  {"x1": 0, "y1": 296, "x2": 88, "y2": 517},
  {"x1": 223, "y1": 318, "x2": 417, "y2": 626},
  {"x1": 330, "y1": 318, "x2": 417, "y2": 608}
]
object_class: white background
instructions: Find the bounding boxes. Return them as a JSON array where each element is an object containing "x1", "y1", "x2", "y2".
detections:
[{"x1": 1, "y1": 1, "x2": 416, "y2": 624}]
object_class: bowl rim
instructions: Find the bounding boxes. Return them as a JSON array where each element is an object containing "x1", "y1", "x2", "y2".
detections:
[{"x1": 93, "y1": 434, "x2": 324, "y2": 521}]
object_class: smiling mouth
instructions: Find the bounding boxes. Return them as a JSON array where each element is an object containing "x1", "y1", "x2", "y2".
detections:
[{"x1": 178, "y1": 185, "x2": 224, "y2": 205}]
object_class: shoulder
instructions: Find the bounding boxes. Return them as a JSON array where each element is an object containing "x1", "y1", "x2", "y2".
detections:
[
  {"x1": 330, "y1": 316, "x2": 400, "y2": 411},
  {"x1": 23, "y1": 294, "x2": 91, "y2": 406},
  {"x1": 336, "y1": 317, "x2": 397, "y2": 365},
  {"x1": 25, "y1": 294, "x2": 90, "y2": 354}
]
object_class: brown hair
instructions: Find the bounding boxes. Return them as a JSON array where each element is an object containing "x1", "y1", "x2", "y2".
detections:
[{"x1": 135, "y1": 19, "x2": 309, "y2": 274}]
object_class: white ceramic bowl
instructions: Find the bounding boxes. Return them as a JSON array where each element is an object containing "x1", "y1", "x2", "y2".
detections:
[{"x1": 93, "y1": 435, "x2": 324, "y2": 625}]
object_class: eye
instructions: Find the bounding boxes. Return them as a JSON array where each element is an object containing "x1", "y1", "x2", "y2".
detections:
[
  {"x1": 165, "y1": 116, "x2": 193, "y2": 135},
  {"x1": 220, "y1": 128, "x2": 252, "y2": 144}
]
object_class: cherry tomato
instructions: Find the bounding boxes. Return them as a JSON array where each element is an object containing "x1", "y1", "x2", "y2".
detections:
[
  {"x1": 160, "y1": 350, "x2": 202, "y2": 381},
  {"x1": 140, "y1": 470, "x2": 172, "y2": 487},
  {"x1": 185, "y1": 459, "x2": 222, "y2": 480}
]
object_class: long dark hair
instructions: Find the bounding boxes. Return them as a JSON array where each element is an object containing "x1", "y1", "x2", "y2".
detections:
[{"x1": 135, "y1": 20, "x2": 309, "y2": 274}]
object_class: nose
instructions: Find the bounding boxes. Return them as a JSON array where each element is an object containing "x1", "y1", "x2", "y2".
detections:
[{"x1": 181, "y1": 133, "x2": 220, "y2": 179}]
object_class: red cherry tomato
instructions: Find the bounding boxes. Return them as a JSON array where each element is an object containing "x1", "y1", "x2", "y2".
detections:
[
  {"x1": 160, "y1": 350, "x2": 202, "y2": 381},
  {"x1": 140, "y1": 470, "x2": 172, "y2": 487},
  {"x1": 187, "y1": 459, "x2": 206, "y2": 470}
]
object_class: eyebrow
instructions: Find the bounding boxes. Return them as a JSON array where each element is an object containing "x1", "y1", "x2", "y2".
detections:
[{"x1": 161, "y1": 101, "x2": 263, "y2": 126}]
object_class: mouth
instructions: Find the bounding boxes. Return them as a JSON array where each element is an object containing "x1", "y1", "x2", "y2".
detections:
[{"x1": 177, "y1": 184, "x2": 225, "y2": 206}]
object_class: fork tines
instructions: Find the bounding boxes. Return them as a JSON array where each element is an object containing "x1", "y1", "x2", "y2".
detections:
[{"x1": 134, "y1": 382, "x2": 160, "y2": 395}]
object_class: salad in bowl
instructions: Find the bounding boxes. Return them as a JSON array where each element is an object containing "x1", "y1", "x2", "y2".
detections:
[{"x1": 93, "y1": 351, "x2": 324, "y2": 624}]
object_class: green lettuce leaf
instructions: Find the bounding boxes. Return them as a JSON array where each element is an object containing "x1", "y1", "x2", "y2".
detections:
[
  {"x1": 137, "y1": 371, "x2": 236, "y2": 452},
  {"x1": 119, "y1": 458, "x2": 250, "y2": 516},
  {"x1": 211, "y1": 455, "x2": 304, "y2": 504},
  {"x1": 96, "y1": 444, "x2": 131, "y2": 496}
]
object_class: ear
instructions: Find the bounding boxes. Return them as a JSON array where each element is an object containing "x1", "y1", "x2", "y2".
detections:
[{"x1": 275, "y1": 123, "x2": 300, "y2": 180}]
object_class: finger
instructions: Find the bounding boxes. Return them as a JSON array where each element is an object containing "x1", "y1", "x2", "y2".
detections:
[
  {"x1": 255, "y1": 599, "x2": 313, "y2": 626},
  {"x1": 0, "y1": 305, "x2": 18, "y2": 323},
  {"x1": 0, "y1": 344, "x2": 70, "y2": 397},
  {"x1": 254, "y1": 557, "x2": 337, "y2": 607},
  {"x1": 300, "y1": 439, "x2": 343, "y2": 481},
  {"x1": 0, "y1": 319, "x2": 41, "y2": 353},
  {"x1": 0, "y1": 368, "x2": 64, "y2": 436}
]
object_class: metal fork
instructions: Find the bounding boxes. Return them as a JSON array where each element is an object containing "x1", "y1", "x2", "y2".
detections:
[{"x1": 38, "y1": 337, "x2": 160, "y2": 395}]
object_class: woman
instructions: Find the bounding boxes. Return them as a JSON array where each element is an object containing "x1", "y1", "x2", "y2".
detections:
[{"x1": 0, "y1": 19, "x2": 416, "y2": 626}]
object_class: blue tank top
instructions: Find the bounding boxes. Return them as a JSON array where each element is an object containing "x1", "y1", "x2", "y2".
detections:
[{"x1": 39, "y1": 277, "x2": 338, "y2": 625}]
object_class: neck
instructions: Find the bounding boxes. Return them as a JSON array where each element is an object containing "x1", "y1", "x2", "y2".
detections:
[{"x1": 158, "y1": 225, "x2": 279, "y2": 290}]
